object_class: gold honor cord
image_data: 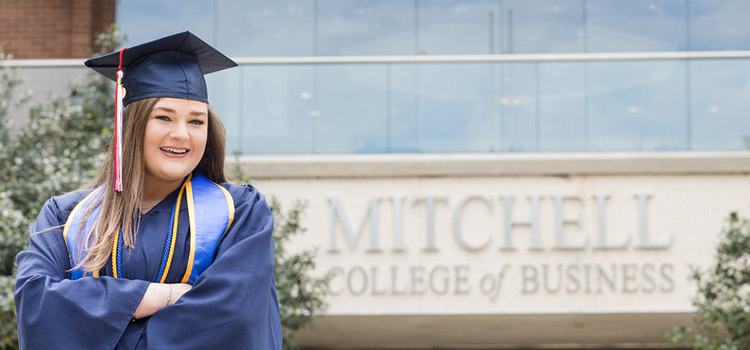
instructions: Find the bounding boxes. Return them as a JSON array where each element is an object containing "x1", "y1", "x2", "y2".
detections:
[
  {"x1": 108, "y1": 175, "x2": 191, "y2": 282},
  {"x1": 105, "y1": 175, "x2": 231, "y2": 283},
  {"x1": 180, "y1": 178, "x2": 198, "y2": 283},
  {"x1": 111, "y1": 225, "x2": 120, "y2": 278},
  {"x1": 160, "y1": 174, "x2": 190, "y2": 283}
]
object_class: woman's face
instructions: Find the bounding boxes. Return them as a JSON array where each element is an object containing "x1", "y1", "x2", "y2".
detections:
[{"x1": 143, "y1": 97, "x2": 208, "y2": 187}]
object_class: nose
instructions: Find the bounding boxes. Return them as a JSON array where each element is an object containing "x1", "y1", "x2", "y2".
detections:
[{"x1": 169, "y1": 120, "x2": 189, "y2": 140}]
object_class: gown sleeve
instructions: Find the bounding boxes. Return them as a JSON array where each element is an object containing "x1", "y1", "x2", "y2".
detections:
[
  {"x1": 14, "y1": 195, "x2": 151, "y2": 350},
  {"x1": 142, "y1": 185, "x2": 282, "y2": 350}
]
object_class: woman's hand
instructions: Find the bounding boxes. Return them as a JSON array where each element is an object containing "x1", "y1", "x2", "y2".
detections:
[
  {"x1": 168, "y1": 283, "x2": 192, "y2": 305},
  {"x1": 134, "y1": 283, "x2": 192, "y2": 319}
]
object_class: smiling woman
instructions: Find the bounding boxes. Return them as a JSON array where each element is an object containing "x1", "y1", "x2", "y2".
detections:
[{"x1": 13, "y1": 32, "x2": 282, "y2": 349}]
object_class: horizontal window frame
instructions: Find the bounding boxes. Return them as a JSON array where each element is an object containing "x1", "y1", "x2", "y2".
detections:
[{"x1": 5, "y1": 50, "x2": 750, "y2": 68}]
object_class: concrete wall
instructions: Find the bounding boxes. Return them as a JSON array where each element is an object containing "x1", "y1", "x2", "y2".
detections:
[
  {"x1": 1, "y1": 63, "x2": 87, "y2": 127},
  {"x1": 236, "y1": 151, "x2": 750, "y2": 349}
]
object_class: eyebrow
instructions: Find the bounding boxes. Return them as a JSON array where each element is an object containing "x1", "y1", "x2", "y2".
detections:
[{"x1": 153, "y1": 106, "x2": 208, "y2": 117}]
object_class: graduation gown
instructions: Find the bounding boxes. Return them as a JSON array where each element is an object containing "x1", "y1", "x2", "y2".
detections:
[{"x1": 14, "y1": 181, "x2": 282, "y2": 350}]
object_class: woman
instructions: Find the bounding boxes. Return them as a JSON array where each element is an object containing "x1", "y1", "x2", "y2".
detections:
[{"x1": 14, "y1": 32, "x2": 282, "y2": 349}]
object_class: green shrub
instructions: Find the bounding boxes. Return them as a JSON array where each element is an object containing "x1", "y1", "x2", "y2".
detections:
[
  {"x1": 0, "y1": 27, "x2": 119, "y2": 350},
  {"x1": 231, "y1": 167, "x2": 328, "y2": 349},
  {"x1": 670, "y1": 212, "x2": 750, "y2": 349},
  {"x1": 269, "y1": 197, "x2": 328, "y2": 350}
]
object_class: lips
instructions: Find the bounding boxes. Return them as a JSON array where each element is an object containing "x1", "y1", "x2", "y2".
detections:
[{"x1": 159, "y1": 146, "x2": 190, "y2": 157}]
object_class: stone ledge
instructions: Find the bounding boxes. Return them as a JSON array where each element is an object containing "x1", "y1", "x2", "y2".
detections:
[
  {"x1": 295, "y1": 313, "x2": 693, "y2": 349},
  {"x1": 228, "y1": 151, "x2": 750, "y2": 179}
]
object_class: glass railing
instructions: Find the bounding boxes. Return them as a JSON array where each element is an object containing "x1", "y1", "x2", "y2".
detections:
[
  {"x1": 5, "y1": 52, "x2": 749, "y2": 155},
  {"x1": 205, "y1": 52, "x2": 750, "y2": 154}
]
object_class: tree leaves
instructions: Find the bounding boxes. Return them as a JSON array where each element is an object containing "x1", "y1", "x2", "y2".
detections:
[
  {"x1": 670, "y1": 212, "x2": 750, "y2": 349},
  {"x1": 269, "y1": 197, "x2": 329, "y2": 350},
  {"x1": 0, "y1": 27, "x2": 119, "y2": 349}
]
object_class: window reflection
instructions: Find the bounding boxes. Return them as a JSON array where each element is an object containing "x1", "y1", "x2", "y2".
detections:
[
  {"x1": 389, "y1": 65, "x2": 419, "y2": 152},
  {"x1": 497, "y1": 63, "x2": 538, "y2": 151},
  {"x1": 212, "y1": 59, "x2": 750, "y2": 154},
  {"x1": 417, "y1": 0, "x2": 499, "y2": 55},
  {"x1": 689, "y1": 0, "x2": 750, "y2": 51},
  {"x1": 118, "y1": 0, "x2": 750, "y2": 55},
  {"x1": 117, "y1": 0, "x2": 214, "y2": 46},
  {"x1": 316, "y1": 64, "x2": 389, "y2": 153},
  {"x1": 538, "y1": 62, "x2": 586, "y2": 151},
  {"x1": 318, "y1": 0, "x2": 415, "y2": 55},
  {"x1": 216, "y1": 0, "x2": 314, "y2": 56},
  {"x1": 240, "y1": 65, "x2": 315, "y2": 154},
  {"x1": 205, "y1": 70, "x2": 242, "y2": 154},
  {"x1": 504, "y1": 0, "x2": 584, "y2": 53},
  {"x1": 588, "y1": 61, "x2": 688, "y2": 151},
  {"x1": 690, "y1": 59, "x2": 750, "y2": 150},
  {"x1": 115, "y1": 1, "x2": 750, "y2": 154},
  {"x1": 587, "y1": 0, "x2": 688, "y2": 52},
  {"x1": 417, "y1": 63, "x2": 493, "y2": 152}
]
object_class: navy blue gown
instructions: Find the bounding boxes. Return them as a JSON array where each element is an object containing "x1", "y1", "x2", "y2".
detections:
[{"x1": 14, "y1": 182, "x2": 282, "y2": 349}]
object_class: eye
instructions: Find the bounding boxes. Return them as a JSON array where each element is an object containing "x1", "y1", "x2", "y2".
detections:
[
  {"x1": 189, "y1": 119, "x2": 206, "y2": 125},
  {"x1": 155, "y1": 115, "x2": 170, "y2": 121}
]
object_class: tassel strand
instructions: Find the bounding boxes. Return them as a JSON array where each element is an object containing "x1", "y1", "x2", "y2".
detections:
[{"x1": 113, "y1": 47, "x2": 127, "y2": 192}]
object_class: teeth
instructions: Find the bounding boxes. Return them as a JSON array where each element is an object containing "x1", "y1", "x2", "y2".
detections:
[{"x1": 161, "y1": 147, "x2": 187, "y2": 154}]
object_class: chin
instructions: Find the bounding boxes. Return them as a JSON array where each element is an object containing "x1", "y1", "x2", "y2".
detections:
[{"x1": 155, "y1": 170, "x2": 194, "y2": 183}]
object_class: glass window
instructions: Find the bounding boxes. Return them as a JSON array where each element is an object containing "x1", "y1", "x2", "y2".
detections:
[
  {"x1": 389, "y1": 64, "x2": 419, "y2": 153},
  {"x1": 116, "y1": 0, "x2": 750, "y2": 155},
  {"x1": 418, "y1": 0, "x2": 500, "y2": 55},
  {"x1": 315, "y1": 64, "x2": 389, "y2": 153},
  {"x1": 689, "y1": 0, "x2": 750, "y2": 51},
  {"x1": 496, "y1": 63, "x2": 539, "y2": 152},
  {"x1": 238, "y1": 65, "x2": 316, "y2": 154},
  {"x1": 216, "y1": 0, "x2": 315, "y2": 56},
  {"x1": 538, "y1": 62, "x2": 587, "y2": 151},
  {"x1": 690, "y1": 59, "x2": 750, "y2": 150},
  {"x1": 117, "y1": 0, "x2": 215, "y2": 47},
  {"x1": 417, "y1": 63, "x2": 493, "y2": 152},
  {"x1": 503, "y1": 0, "x2": 585, "y2": 53},
  {"x1": 587, "y1": 0, "x2": 688, "y2": 52},
  {"x1": 587, "y1": 61, "x2": 688, "y2": 151},
  {"x1": 317, "y1": 0, "x2": 415, "y2": 55},
  {"x1": 206, "y1": 70, "x2": 242, "y2": 155}
]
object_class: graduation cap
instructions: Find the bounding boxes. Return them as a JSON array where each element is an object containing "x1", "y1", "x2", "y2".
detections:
[
  {"x1": 85, "y1": 31, "x2": 237, "y2": 106},
  {"x1": 84, "y1": 31, "x2": 237, "y2": 192}
]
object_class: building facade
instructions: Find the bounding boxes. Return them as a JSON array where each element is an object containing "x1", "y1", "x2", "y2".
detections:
[
  {"x1": 0, "y1": 0, "x2": 115, "y2": 126},
  {"x1": 0, "y1": 0, "x2": 114, "y2": 59},
  {"x1": 118, "y1": 1, "x2": 750, "y2": 349},
  {"x1": 5, "y1": 0, "x2": 750, "y2": 348}
]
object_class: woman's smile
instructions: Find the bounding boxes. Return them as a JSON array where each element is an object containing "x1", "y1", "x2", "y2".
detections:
[{"x1": 159, "y1": 146, "x2": 190, "y2": 157}]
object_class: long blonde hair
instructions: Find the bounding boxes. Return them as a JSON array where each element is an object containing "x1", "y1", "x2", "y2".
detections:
[{"x1": 76, "y1": 97, "x2": 227, "y2": 274}]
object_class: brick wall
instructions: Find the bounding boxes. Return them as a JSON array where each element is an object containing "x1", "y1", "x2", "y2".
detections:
[{"x1": 0, "y1": 0, "x2": 115, "y2": 59}]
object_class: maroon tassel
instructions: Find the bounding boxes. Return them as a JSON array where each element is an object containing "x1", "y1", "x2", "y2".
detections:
[{"x1": 113, "y1": 47, "x2": 127, "y2": 192}]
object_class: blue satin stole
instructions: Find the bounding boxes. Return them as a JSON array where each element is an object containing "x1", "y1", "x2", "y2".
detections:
[{"x1": 63, "y1": 173, "x2": 235, "y2": 283}]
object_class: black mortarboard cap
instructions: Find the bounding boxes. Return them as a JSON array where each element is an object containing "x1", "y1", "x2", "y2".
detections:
[{"x1": 84, "y1": 31, "x2": 237, "y2": 106}]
